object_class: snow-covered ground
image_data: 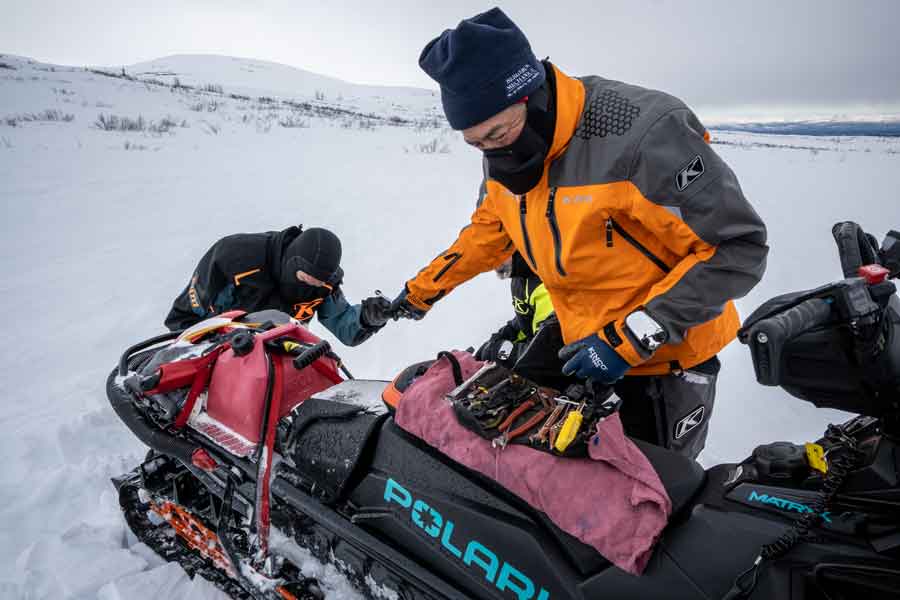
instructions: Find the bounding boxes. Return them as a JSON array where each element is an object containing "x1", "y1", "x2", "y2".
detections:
[{"x1": 1, "y1": 53, "x2": 899, "y2": 598}]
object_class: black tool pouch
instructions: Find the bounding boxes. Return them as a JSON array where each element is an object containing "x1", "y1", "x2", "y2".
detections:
[{"x1": 446, "y1": 361, "x2": 616, "y2": 458}]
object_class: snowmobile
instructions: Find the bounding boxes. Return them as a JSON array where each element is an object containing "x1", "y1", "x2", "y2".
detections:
[{"x1": 108, "y1": 221, "x2": 900, "y2": 600}]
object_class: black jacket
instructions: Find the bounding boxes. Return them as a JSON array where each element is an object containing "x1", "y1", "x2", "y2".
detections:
[{"x1": 164, "y1": 227, "x2": 378, "y2": 346}]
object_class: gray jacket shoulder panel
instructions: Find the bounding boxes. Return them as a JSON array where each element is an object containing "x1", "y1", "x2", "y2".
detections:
[
  {"x1": 630, "y1": 108, "x2": 766, "y2": 247},
  {"x1": 550, "y1": 76, "x2": 686, "y2": 187}
]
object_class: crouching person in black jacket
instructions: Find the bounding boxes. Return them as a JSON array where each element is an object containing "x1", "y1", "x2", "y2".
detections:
[{"x1": 165, "y1": 226, "x2": 393, "y2": 346}]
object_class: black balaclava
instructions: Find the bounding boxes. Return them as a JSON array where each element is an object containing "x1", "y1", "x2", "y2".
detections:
[
  {"x1": 280, "y1": 228, "x2": 344, "y2": 304},
  {"x1": 483, "y1": 62, "x2": 557, "y2": 195}
]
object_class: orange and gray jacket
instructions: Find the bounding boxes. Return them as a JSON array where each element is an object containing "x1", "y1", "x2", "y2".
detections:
[{"x1": 405, "y1": 64, "x2": 768, "y2": 375}]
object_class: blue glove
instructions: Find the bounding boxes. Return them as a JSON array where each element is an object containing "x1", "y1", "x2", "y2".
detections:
[{"x1": 558, "y1": 334, "x2": 630, "y2": 384}]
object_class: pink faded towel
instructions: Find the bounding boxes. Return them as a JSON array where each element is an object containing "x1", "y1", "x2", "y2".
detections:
[{"x1": 395, "y1": 352, "x2": 672, "y2": 575}]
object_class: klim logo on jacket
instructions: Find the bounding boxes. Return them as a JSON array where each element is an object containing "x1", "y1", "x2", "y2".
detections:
[{"x1": 675, "y1": 155, "x2": 705, "y2": 191}]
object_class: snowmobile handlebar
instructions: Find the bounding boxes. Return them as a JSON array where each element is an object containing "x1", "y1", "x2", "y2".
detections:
[
  {"x1": 292, "y1": 340, "x2": 333, "y2": 371},
  {"x1": 743, "y1": 298, "x2": 833, "y2": 386}
]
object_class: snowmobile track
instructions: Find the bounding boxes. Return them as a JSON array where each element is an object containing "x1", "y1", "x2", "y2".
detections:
[{"x1": 116, "y1": 463, "x2": 451, "y2": 600}]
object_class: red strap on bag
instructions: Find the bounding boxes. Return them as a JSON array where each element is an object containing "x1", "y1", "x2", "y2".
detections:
[
  {"x1": 255, "y1": 353, "x2": 284, "y2": 560},
  {"x1": 144, "y1": 345, "x2": 229, "y2": 430}
]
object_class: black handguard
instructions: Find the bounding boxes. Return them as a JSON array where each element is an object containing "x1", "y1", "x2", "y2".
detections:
[
  {"x1": 743, "y1": 297, "x2": 833, "y2": 386},
  {"x1": 880, "y1": 229, "x2": 900, "y2": 278}
]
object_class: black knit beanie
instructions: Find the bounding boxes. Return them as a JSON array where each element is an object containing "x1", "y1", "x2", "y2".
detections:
[
  {"x1": 282, "y1": 228, "x2": 343, "y2": 286},
  {"x1": 419, "y1": 7, "x2": 545, "y2": 130}
]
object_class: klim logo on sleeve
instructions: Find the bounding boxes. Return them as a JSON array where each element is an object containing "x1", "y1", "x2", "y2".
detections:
[{"x1": 675, "y1": 155, "x2": 705, "y2": 191}]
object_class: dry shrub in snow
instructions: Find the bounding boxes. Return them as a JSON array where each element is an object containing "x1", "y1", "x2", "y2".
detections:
[
  {"x1": 278, "y1": 114, "x2": 310, "y2": 128},
  {"x1": 140, "y1": 77, "x2": 167, "y2": 87},
  {"x1": 189, "y1": 100, "x2": 222, "y2": 113},
  {"x1": 94, "y1": 114, "x2": 187, "y2": 134},
  {"x1": 201, "y1": 122, "x2": 220, "y2": 135},
  {"x1": 94, "y1": 114, "x2": 145, "y2": 131},
  {"x1": 414, "y1": 137, "x2": 451, "y2": 154},
  {"x1": 3, "y1": 109, "x2": 75, "y2": 126},
  {"x1": 150, "y1": 117, "x2": 180, "y2": 134}
]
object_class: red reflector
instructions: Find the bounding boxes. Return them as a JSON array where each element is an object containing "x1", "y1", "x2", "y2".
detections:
[
  {"x1": 859, "y1": 264, "x2": 890, "y2": 285},
  {"x1": 191, "y1": 448, "x2": 218, "y2": 471}
]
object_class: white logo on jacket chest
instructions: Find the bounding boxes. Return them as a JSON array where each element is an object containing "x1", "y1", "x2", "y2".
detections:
[{"x1": 562, "y1": 195, "x2": 593, "y2": 205}]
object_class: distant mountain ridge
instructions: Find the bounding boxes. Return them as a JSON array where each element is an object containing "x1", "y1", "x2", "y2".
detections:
[{"x1": 708, "y1": 120, "x2": 900, "y2": 138}]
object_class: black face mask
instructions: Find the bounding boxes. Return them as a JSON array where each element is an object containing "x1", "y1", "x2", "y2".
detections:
[
  {"x1": 483, "y1": 79, "x2": 555, "y2": 195},
  {"x1": 280, "y1": 272, "x2": 331, "y2": 305},
  {"x1": 484, "y1": 124, "x2": 548, "y2": 195}
]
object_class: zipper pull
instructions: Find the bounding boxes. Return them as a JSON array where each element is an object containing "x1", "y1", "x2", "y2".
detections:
[
  {"x1": 545, "y1": 188, "x2": 556, "y2": 217},
  {"x1": 520, "y1": 196, "x2": 527, "y2": 215},
  {"x1": 605, "y1": 218, "x2": 613, "y2": 248}
]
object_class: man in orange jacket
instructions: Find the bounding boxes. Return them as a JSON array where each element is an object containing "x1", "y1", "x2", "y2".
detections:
[{"x1": 392, "y1": 8, "x2": 768, "y2": 458}]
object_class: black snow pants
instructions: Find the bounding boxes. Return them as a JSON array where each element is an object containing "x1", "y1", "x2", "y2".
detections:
[{"x1": 614, "y1": 356, "x2": 720, "y2": 460}]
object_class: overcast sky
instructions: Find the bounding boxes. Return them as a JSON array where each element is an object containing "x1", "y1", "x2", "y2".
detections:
[{"x1": 4, "y1": 0, "x2": 899, "y2": 115}]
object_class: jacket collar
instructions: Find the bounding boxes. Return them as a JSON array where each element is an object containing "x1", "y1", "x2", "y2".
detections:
[{"x1": 546, "y1": 64, "x2": 585, "y2": 162}]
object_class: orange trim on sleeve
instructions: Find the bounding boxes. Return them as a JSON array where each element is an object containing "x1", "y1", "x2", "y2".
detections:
[
  {"x1": 233, "y1": 268, "x2": 261, "y2": 286},
  {"x1": 601, "y1": 321, "x2": 645, "y2": 367},
  {"x1": 404, "y1": 290, "x2": 432, "y2": 312}
]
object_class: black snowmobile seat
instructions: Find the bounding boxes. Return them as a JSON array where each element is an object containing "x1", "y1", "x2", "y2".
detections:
[{"x1": 633, "y1": 439, "x2": 706, "y2": 516}]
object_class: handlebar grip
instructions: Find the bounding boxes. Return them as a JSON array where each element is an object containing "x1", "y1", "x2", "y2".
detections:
[
  {"x1": 292, "y1": 340, "x2": 332, "y2": 371},
  {"x1": 746, "y1": 298, "x2": 833, "y2": 385}
]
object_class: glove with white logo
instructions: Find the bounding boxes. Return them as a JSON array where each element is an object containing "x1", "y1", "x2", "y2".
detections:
[{"x1": 558, "y1": 334, "x2": 630, "y2": 384}]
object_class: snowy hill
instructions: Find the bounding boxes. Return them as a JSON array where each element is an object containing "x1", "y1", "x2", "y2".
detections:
[
  {"x1": 2, "y1": 53, "x2": 900, "y2": 599},
  {"x1": 127, "y1": 54, "x2": 443, "y2": 121}
]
